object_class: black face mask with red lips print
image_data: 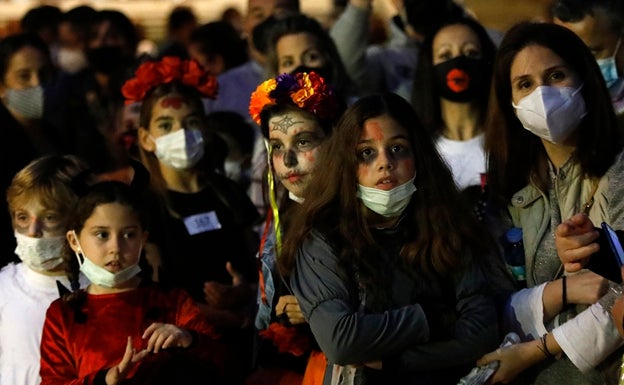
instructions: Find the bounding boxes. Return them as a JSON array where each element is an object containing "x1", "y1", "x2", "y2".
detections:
[{"x1": 433, "y1": 56, "x2": 484, "y2": 103}]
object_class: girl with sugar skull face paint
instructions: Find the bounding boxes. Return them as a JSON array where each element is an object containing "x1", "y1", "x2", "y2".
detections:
[{"x1": 248, "y1": 71, "x2": 344, "y2": 384}]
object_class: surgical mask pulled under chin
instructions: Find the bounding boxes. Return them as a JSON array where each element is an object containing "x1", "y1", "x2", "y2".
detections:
[
  {"x1": 357, "y1": 176, "x2": 417, "y2": 218},
  {"x1": 597, "y1": 36, "x2": 622, "y2": 88},
  {"x1": 72, "y1": 231, "x2": 141, "y2": 288},
  {"x1": 5, "y1": 85, "x2": 44, "y2": 120},
  {"x1": 152, "y1": 128, "x2": 205, "y2": 170},
  {"x1": 512, "y1": 85, "x2": 587, "y2": 144},
  {"x1": 14, "y1": 231, "x2": 65, "y2": 270}
]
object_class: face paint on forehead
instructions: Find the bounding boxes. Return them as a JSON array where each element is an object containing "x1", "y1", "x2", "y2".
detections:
[
  {"x1": 270, "y1": 114, "x2": 306, "y2": 134},
  {"x1": 365, "y1": 120, "x2": 385, "y2": 142},
  {"x1": 160, "y1": 96, "x2": 187, "y2": 109}
]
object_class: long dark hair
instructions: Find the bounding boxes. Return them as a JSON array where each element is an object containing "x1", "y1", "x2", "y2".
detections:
[
  {"x1": 265, "y1": 13, "x2": 356, "y2": 103},
  {"x1": 412, "y1": 15, "x2": 496, "y2": 135},
  {"x1": 280, "y1": 93, "x2": 492, "y2": 289},
  {"x1": 0, "y1": 32, "x2": 51, "y2": 84},
  {"x1": 62, "y1": 163, "x2": 152, "y2": 321},
  {"x1": 485, "y1": 22, "x2": 621, "y2": 203}
]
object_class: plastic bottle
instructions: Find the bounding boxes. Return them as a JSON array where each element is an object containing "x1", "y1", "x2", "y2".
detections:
[{"x1": 505, "y1": 227, "x2": 526, "y2": 288}]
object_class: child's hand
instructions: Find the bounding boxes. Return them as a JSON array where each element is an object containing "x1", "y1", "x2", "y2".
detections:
[
  {"x1": 105, "y1": 336, "x2": 149, "y2": 385},
  {"x1": 275, "y1": 295, "x2": 306, "y2": 325},
  {"x1": 203, "y1": 262, "x2": 252, "y2": 309},
  {"x1": 142, "y1": 323, "x2": 193, "y2": 353}
]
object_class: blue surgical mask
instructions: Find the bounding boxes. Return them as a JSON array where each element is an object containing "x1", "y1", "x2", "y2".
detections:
[
  {"x1": 151, "y1": 128, "x2": 205, "y2": 170},
  {"x1": 6, "y1": 85, "x2": 44, "y2": 120},
  {"x1": 597, "y1": 36, "x2": 622, "y2": 88}
]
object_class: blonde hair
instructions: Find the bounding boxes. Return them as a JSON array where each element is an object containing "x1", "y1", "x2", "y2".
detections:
[{"x1": 6, "y1": 155, "x2": 89, "y2": 223}]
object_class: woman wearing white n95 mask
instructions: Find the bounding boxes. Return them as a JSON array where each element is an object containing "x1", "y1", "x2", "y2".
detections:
[{"x1": 479, "y1": 22, "x2": 624, "y2": 385}]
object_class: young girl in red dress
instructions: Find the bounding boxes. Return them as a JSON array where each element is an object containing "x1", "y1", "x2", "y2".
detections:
[{"x1": 39, "y1": 163, "x2": 239, "y2": 385}]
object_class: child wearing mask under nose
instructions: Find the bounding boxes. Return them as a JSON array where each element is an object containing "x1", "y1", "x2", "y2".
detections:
[
  {"x1": 0, "y1": 155, "x2": 90, "y2": 385},
  {"x1": 39, "y1": 161, "x2": 239, "y2": 385}
]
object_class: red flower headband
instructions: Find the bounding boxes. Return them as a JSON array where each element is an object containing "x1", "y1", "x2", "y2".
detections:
[
  {"x1": 248, "y1": 71, "x2": 339, "y2": 126},
  {"x1": 121, "y1": 56, "x2": 218, "y2": 105}
]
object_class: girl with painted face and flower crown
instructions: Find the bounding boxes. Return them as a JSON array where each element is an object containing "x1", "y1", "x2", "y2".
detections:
[
  {"x1": 278, "y1": 93, "x2": 506, "y2": 385},
  {"x1": 39, "y1": 164, "x2": 237, "y2": 385},
  {"x1": 0, "y1": 155, "x2": 90, "y2": 385},
  {"x1": 123, "y1": 56, "x2": 261, "y2": 377},
  {"x1": 246, "y1": 71, "x2": 344, "y2": 385}
]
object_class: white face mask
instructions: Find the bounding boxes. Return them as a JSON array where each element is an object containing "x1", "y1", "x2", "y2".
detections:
[
  {"x1": 14, "y1": 231, "x2": 65, "y2": 271},
  {"x1": 6, "y1": 85, "x2": 44, "y2": 120},
  {"x1": 224, "y1": 159, "x2": 243, "y2": 182},
  {"x1": 152, "y1": 128, "x2": 205, "y2": 170},
  {"x1": 596, "y1": 36, "x2": 622, "y2": 88},
  {"x1": 512, "y1": 85, "x2": 587, "y2": 144},
  {"x1": 71, "y1": 231, "x2": 141, "y2": 288},
  {"x1": 57, "y1": 47, "x2": 89, "y2": 74},
  {"x1": 357, "y1": 176, "x2": 417, "y2": 218}
]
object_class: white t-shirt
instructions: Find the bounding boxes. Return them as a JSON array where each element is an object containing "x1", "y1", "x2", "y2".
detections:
[
  {"x1": 0, "y1": 262, "x2": 88, "y2": 385},
  {"x1": 435, "y1": 133, "x2": 486, "y2": 190}
]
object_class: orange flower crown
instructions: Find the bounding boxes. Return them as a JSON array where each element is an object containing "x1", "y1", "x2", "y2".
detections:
[
  {"x1": 121, "y1": 56, "x2": 218, "y2": 105},
  {"x1": 248, "y1": 71, "x2": 340, "y2": 126}
]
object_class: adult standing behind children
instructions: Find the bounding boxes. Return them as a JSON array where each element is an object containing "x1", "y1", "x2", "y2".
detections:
[
  {"x1": 0, "y1": 155, "x2": 90, "y2": 385},
  {"x1": 478, "y1": 22, "x2": 624, "y2": 384},
  {"x1": 0, "y1": 33, "x2": 64, "y2": 269},
  {"x1": 280, "y1": 93, "x2": 504, "y2": 384},
  {"x1": 125, "y1": 56, "x2": 261, "y2": 376},
  {"x1": 411, "y1": 16, "x2": 496, "y2": 193}
]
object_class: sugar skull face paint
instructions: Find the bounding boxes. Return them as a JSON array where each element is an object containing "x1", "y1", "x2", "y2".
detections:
[{"x1": 268, "y1": 109, "x2": 326, "y2": 198}]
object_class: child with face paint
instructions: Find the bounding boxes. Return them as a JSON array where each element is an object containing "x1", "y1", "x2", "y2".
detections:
[
  {"x1": 125, "y1": 56, "x2": 261, "y2": 375},
  {"x1": 412, "y1": 16, "x2": 496, "y2": 194},
  {"x1": 0, "y1": 155, "x2": 90, "y2": 385},
  {"x1": 247, "y1": 71, "x2": 344, "y2": 385},
  {"x1": 39, "y1": 163, "x2": 237, "y2": 385},
  {"x1": 478, "y1": 22, "x2": 624, "y2": 384},
  {"x1": 278, "y1": 92, "x2": 506, "y2": 385}
]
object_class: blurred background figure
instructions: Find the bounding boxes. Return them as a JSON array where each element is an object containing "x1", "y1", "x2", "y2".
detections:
[
  {"x1": 55, "y1": 5, "x2": 96, "y2": 75},
  {"x1": 205, "y1": 110, "x2": 256, "y2": 191},
  {"x1": 159, "y1": 5, "x2": 198, "y2": 59},
  {"x1": 220, "y1": 6, "x2": 244, "y2": 37},
  {"x1": 0, "y1": 33, "x2": 62, "y2": 269},
  {"x1": 19, "y1": 5, "x2": 62, "y2": 64},
  {"x1": 551, "y1": 0, "x2": 624, "y2": 126},
  {"x1": 188, "y1": 21, "x2": 248, "y2": 76}
]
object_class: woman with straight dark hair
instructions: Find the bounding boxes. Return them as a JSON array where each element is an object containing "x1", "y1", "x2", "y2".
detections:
[{"x1": 478, "y1": 22, "x2": 624, "y2": 384}]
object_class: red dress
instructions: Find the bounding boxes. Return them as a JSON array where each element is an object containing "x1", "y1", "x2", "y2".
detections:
[{"x1": 40, "y1": 284, "x2": 237, "y2": 385}]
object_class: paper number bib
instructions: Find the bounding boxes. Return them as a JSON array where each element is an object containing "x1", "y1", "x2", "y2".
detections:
[{"x1": 183, "y1": 211, "x2": 222, "y2": 235}]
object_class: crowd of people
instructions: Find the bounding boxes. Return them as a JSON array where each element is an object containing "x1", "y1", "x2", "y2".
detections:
[{"x1": 2, "y1": 0, "x2": 624, "y2": 384}]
